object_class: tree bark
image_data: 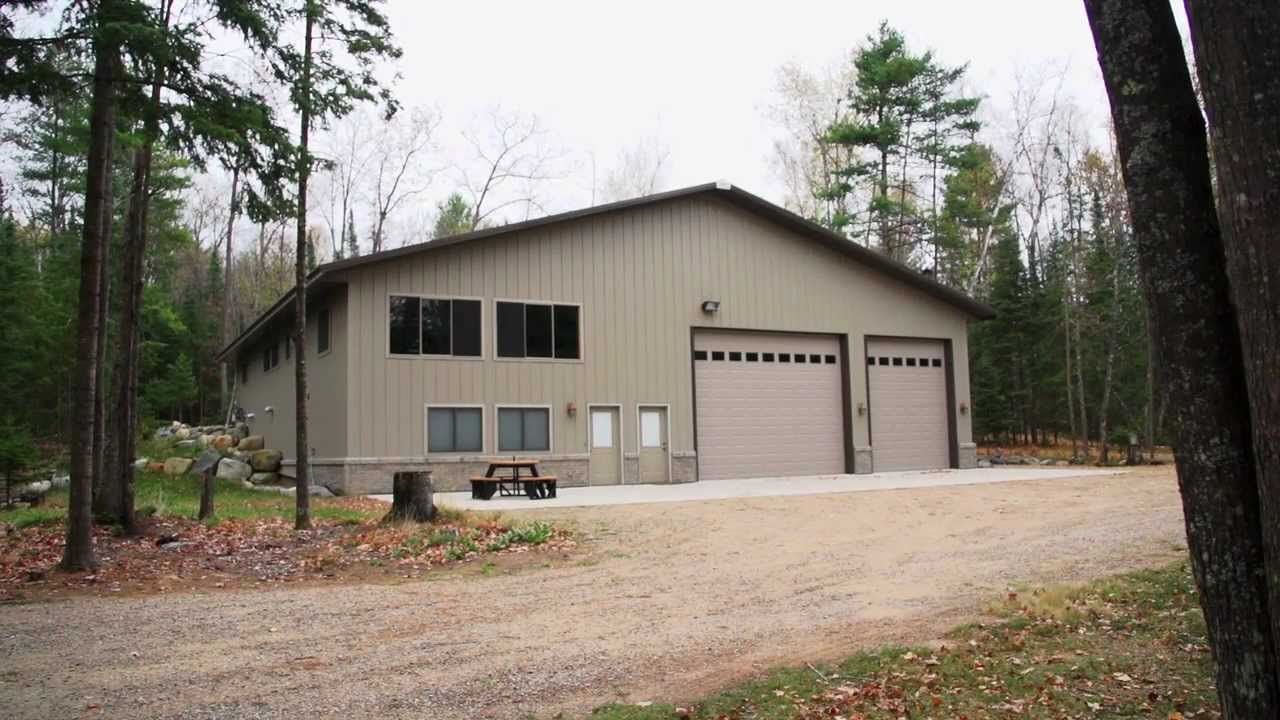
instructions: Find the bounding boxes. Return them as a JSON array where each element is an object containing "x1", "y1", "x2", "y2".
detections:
[
  {"x1": 221, "y1": 164, "x2": 239, "y2": 412},
  {"x1": 1084, "y1": 0, "x2": 1279, "y2": 715},
  {"x1": 1182, "y1": 0, "x2": 1280, "y2": 679},
  {"x1": 384, "y1": 472, "x2": 435, "y2": 523},
  {"x1": 293, "y1": 3, "x2": 315, "y2": 530},
  {"x1": 198, "y1": 470, "x2": 214, "y2": 521},
  {"x1": 62, "y1": 8, "x2": 120, "y2": 572}
]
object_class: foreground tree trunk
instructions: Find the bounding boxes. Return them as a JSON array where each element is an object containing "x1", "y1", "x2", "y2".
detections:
[
  {"x1": 1183, "y1": 0, "x2": 1280, "y2": 674},
  {"x1": 221, "y1": 164, "x2": 239, "y2": 412},
  {"x1": 384, "y1": 472, "x2": 436, "y2": 523},
  {"x1": 63, "y1": 11, "x2": 120, "y2": 571},
  {"x1": 293, "y1": 4, "x2": 316, "y2": 530},
  {"x1": 1084, "y1": 0, "x2": 1280, "y2": 715}
]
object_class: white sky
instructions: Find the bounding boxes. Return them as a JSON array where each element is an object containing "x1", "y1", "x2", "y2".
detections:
[{"x1": 383, "y1": 0, "x2": 1114, "y2": 212}]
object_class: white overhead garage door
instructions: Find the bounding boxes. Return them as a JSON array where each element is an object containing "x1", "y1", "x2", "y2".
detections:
[
  {"x1": 693, "y1": 330, "x2": 845, "y2": 481},
  {"x1": 866, "y1": 338, "x2": 950, "y2": 472}
]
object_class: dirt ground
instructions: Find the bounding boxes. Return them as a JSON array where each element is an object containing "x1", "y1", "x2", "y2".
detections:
[{"x1": 0, "y1": 467, "x2": 1186, "y2": 720}]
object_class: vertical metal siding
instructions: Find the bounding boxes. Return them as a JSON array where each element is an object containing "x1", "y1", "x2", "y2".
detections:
[{"x1": 300, "y1": 195, "x2": 973, "y2": 465}]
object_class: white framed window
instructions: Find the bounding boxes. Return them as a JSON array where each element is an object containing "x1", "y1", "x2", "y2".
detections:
[
  {"x1": 495, "y1": 404, "x2": 552, "y2": 453},
  {"x1": 591, "y1": 410, "x2": 614, "y2": 449},
  {"x1": 640, "y1": 410, "x2": 662, "y2": 448},
  {"x1": 425, "y1": 404, "x2": 484, "y2": 454}
]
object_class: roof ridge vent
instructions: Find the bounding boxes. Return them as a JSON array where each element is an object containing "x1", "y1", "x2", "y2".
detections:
[{"x1": 714, "y1": 179, "x2": 732, "y2": 190}]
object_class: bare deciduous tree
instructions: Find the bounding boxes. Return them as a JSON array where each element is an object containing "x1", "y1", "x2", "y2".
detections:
[
  {"x1": 596, "y1": 134, "x2": 670, "y2": 204},
  {"x1": 457, "y1": 108, "x2": 564, "y2": 230},
  {"x1": 369, "y1": 107, "x2": 440, "y2": 252}
]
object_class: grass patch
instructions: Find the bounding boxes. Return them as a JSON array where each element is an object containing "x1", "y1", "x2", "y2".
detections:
[
  {"x1": 588, "y1": 562, "x2": 1216, "y2": 719},
  {"x1": 0, "y1": 470, "x2": 382, "y2": 527}
]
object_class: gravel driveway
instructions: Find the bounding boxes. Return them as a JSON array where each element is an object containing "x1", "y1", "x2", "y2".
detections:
[{"x1": 0, "y1": 467, "x2": 1186, "y2": 719}]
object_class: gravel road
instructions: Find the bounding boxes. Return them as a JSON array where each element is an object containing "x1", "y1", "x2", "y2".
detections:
[{"x1": 0, "y1": 467, "x2": 1186, "y2": 719}]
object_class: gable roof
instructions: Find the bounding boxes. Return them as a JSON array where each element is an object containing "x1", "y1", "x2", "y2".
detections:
[{"x1": 217, "y1": 182, "x2": 994, "y2": 362}]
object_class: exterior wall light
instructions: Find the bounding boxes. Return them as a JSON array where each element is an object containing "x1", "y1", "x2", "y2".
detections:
[{"x1": 701, "y1": 300, "x2": 721, "y2": 314}]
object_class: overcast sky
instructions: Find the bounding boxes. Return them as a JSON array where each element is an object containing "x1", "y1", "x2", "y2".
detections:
[{"x1": 383, "y1": 0, "x2": 1117, "y2": 213}]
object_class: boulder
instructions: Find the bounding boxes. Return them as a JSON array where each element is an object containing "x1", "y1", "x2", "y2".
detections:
[
  {"x1": 49, "y1": 473, "x2": 71, "y2": 490},
  {"x1": 214, "y1": 458, "x2": 252, "y2": 483},
  {"x1": 175, "y1": 427, "x2": 192, "y2": 440},
  {"x1": 249, "y1": 472, "x2": 280, "y2": 486},
  {"x1": 174, "y1": 439, "x2": 198, "y2": 450},
  {"x1": 1040, "y1": 458, "x2": 1055, "y2": 466},
  {"x1": 249, "y1": 449, "x2": 283, "y2": 473},
  {"x1": 133, "y1": 458, "x2": 149, "y2": 470},
  {"x1": 163, "y1": 457, "x2": 193, "y2": 476},
  {"x1": 153, "y1": 426, "x2": 173, "y2": 440},
  {"x1": 250, "y1": 484, "x2": 332, "y2": 497},
  {"x1": 146, "y1": 461, "x2": 166, "y2": 473},
  {"x1": 977, "y1": 459, "x2": 992, "y2": 468},
  {"x1": 237, "y1": 435, "x2": 265, "y2": 452},
  {"x1": 212, "y1": 434, "x2": 236, "y2": 450}
]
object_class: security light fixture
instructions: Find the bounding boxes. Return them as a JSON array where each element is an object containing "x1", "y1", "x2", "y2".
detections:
[{"x1": 701, "y1": 300, "x2": 721, "y2": 314}]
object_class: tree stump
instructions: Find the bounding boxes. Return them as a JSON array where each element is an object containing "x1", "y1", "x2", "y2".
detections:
[{"x1": 384, "y1": 471, "x2": 435, "y2": 523}]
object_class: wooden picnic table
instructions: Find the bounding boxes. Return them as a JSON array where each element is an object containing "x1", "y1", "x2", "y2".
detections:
[{"x1": 470, "y1": 459, "x2": 557, "y2": 500}]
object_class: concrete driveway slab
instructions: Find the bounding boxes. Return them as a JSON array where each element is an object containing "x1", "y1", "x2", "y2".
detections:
[{"x1": 374, "y1": 466, "x2": 1126, "y2": 511}]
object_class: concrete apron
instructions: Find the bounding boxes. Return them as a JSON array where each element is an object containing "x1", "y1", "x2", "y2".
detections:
[{"x1": 370, "y1": 467, "x2": 1127, "y2": 512}]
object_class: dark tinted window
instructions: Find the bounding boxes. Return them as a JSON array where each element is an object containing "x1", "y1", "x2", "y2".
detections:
[
  {"x1": 389, "y1": 295, "x2": 421, "y2": 354},
  {"x1": 762, "y1": 353, "x2": 775, "y2": 362},
  {"x1": 728, "y1": 351, "x2": 742, "y2": 361},
  {"x1": 317, "y1": 307, "x2": 331, "y2": 354},
  {"x1": 285, "y1": 336, "x2": 291, "y2": 360},
  {"x1": 239, "y1": 362, "x2": 248, "y2": 384},
  {"x1": 553, "y1": 305, "x2": 580, "y2": 359},
  {"x1": 694, "y1": 350, "x2": 708, "y2": 360},
  {"x1": 711, "y1": 351, "x2": 725, "y2": 361},
  {"x1": 745, "y1": 352, "x2": 759, "y2": 362},
  {"x1": 496, "y1": 302, "x2": 525, "y2": 357},
  {"x1": 932, "y1": 358, "x2": 943, "y2": 367},
  {"x1": 421, "y1": 299, "x2": 452, "y2": 355},
  {"x1": 794, "y1": 353, "x2": 807, "y2": 364},
  {"x1": 867, "y1": 356, "x2": 876, "y2": 365},
  {"x1": 878, "y1": 357, "x2": 889, "y2": 366},
  {"x1": 809, "y1": 354, "x2": 822, "y2": 364},
  {"x1": 918, "y1": 357, "x2": 929, "y2": 367},
  {"x1": 525, "y1": 304, "x2": 553, "y2": 358},
  {"x1": 778, "y1": 353, "x2": 791, "y2": 362},
  {"x1": 453, "y1": 300, "x2": 482, "y2": 356},
  {"x1": 892, "y1": 357, "x2": 903, "y2": 366},
  {"x1": 906, "y1": 357, "x2": 917, "y2": 367},
  {"x1": 825, "y1": 355, "x2": 837, "y2": 364}
]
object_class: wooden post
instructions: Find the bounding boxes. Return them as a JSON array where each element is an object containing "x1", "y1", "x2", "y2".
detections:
[
  {"x1": 384, "y1": 471, "x2": 435, "y2": 523},
  {"x1": 198, "y1": 469, "x2": 215, "y2": 520}
]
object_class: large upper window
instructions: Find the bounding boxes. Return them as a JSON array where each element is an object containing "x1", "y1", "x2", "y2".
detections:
[
  {"x1": 496, "y1": 301, "x2": 580, "y2": 360},
  {"x1": 497, "y1": 407, "x2": 551, "y2": 452},
  {"x1": 317, "y1": 306, "x2": 331, "y2": 354},
  {"x1": 262, "y1": 340, "x2": 280, "y2": 372},
  {"x1": 389, "y1": 295, "x2": 482, "y2": 357},
  {"x1": 427, "y1": 406, "x2": 483, "y2": 453}
]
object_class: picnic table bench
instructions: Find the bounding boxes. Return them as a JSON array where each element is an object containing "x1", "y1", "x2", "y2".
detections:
[{"x1": 471, "y1": 459, "x2": 557, "y2": 500}]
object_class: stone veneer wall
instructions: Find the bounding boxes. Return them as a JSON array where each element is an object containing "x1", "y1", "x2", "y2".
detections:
[{"x1": 958, "y1": 442, "x2": 978, "y2": 469}]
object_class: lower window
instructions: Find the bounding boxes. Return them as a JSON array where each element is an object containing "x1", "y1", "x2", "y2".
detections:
[
  {"x1": 427, "y1": 406, "x2": 483, "y2": 453},
  {"x1": 497, "y1": 407, "x2": 551, "y2": 452}
]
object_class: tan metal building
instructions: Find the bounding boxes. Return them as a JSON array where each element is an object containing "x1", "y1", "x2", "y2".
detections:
[{"x1": 219, "y1": 183, "x2": 992, "y2": 494}]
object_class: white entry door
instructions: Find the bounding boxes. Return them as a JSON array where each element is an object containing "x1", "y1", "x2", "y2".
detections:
[
  {"x1": 638, "y1": 406, "x2": 669, "y2": 484},
  {"x1": 589, "y1": 406, "x2": 621, "y2": 485}
]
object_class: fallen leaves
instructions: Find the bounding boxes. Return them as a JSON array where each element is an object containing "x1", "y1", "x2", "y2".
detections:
[{"x1": 1, "y1": 509, "x2": 574, "y2": 602}]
